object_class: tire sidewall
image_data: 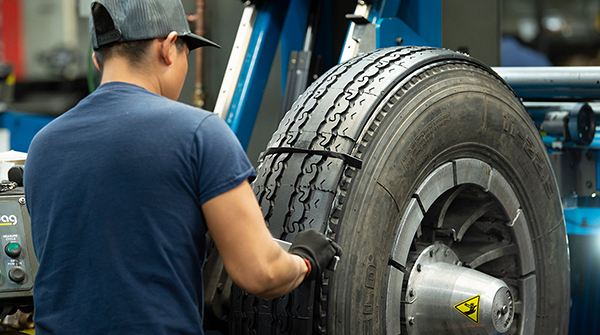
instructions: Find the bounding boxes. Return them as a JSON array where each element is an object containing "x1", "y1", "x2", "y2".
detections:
[{"x1": 329, "y1": 63, "x2": 569, "y2": 334}]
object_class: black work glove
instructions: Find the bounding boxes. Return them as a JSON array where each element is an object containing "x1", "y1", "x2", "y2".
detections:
[{"x1": 289, "y1": 229, "x2": 342, "y2": 281}]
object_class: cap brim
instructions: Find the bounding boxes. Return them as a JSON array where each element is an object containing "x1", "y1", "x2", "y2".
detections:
[{"x1": 181, "y1": 32, "x2": 221, "y2": 50}]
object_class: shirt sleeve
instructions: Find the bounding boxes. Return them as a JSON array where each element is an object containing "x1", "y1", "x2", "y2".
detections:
[{"x1": 194, "y1": 114, "x2": 257, "y2": 205}]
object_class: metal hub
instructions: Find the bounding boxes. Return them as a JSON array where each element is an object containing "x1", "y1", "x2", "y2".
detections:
[
  {"x1": 386, "y1": 158, "x2": 535, "y2": 335},
  {"x1": 405, "y1": 244, "x2": 514, "y2": 334}
]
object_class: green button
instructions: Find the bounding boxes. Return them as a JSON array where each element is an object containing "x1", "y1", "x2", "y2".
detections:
[{"x1": 5, "y1": 242, "x2": 21, "y2": 258}]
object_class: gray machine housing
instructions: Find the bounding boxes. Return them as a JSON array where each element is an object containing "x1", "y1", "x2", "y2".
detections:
[{"x1": 0, "y1": 188, "x2": 38, "y2": 306}]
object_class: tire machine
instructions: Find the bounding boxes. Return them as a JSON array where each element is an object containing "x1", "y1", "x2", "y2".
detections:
[{"x1": 207, "y1": 0, "x2": 600, "y2": 333}]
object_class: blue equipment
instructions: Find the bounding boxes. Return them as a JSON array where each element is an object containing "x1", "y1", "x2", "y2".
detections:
[
  {"x1": 213, "y1": 0, "x2": 442, "y2": 150},
  {"x1": 0, "y1": 111, "x2": 54, "y2": 153},
  {"x1": 494, "y1": 67, "x2": 600, "y2": 335}
]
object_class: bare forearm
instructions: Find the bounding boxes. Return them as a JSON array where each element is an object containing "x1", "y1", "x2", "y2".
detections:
[
  {"x1": 226, "y1": 238, "x2": 308, "y2": 299},
  {"x1": 248, "y1": 252, "x2": 308, "y2": 299},
  {"x1": 202, "y1": 181, "x2": 309, "y2": 299}
]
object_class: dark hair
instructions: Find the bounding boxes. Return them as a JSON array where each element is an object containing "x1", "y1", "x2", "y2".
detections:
[{"x1": 92, "y1": 3, "x2": 186, "y2": 71}]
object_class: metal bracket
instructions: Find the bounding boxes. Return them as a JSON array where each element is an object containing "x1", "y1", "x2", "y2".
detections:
[
  {"x1": 549, "y1": 150, "x2": 597, "y2": 198},
  {"x1": 214, "y1": 5, "x2": 257, "y2": 121},
  {"x1": 352, "y1": 21, "x2": 376, "y2": 55},
  {"x1": 241, "y1": 0, "x2": 265, "y2": 7},
  {"x1": 339, "y1": 2, "x2": 371, "y2": 63}
]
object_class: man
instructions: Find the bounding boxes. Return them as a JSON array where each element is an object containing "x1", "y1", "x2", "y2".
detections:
[{"x1": 23, "y1": 0, "x2": 341, "y2": 334}]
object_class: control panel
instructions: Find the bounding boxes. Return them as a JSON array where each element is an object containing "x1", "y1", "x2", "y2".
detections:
[{"x1": 0, "y1": 188, "x2": 37, "y2": 306}]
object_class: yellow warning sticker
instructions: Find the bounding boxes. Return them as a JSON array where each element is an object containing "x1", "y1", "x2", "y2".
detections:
[{"x1": 454, "y1": 295, "x2": 480, "y2": 324}]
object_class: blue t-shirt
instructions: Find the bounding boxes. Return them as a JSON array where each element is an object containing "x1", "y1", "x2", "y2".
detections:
[{"x1": 23, "y1": 82, "x2": 255, "y2": 334}]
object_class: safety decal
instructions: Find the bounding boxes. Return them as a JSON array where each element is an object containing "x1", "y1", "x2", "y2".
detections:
[{"x1": 454, "y1": 295, "x2": 480, "y2": 324}]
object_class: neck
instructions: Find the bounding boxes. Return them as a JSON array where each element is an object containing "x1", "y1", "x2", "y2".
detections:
[{"x1": 100, "y1": 57, "x2": 161, "y2": 95}]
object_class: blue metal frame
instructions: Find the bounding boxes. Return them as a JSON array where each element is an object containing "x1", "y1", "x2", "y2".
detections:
[
  {"x1": 339, "y1": 0, "x2": 441, "y2": 63},
  {"x1": 372, "y1": 0, "x2": 441, "y2": 48},
  {"x1": 227, "y1": 0, "x2": 442, "y2": 149},
  {"x1": 279, "y1": 0, "x2": 311, "y2": 95},
  {"x1": 224, "y1": 0, "x2": 291, "y2": 150}
]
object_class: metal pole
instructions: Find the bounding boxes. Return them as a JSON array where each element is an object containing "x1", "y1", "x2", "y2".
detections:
[
  {"x1": 188, "y1": 0, "x2": 206, "y2": 108},
  {"x1": 493, "y1": 66, "x2": 600, "y2": 101}
]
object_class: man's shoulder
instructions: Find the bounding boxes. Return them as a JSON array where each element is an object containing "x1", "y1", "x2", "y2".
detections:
[
  {"x1": 146, "y1": 98, "x2": 218, "y2": 130},
  {"x1": 86, "y1": 82, "x2": 217, "y2": 124},
  {"x1": 112, "y1": 83, "x2": 215, "y2": 120},
  {"x1": 31, "y1": 84, "x2": 220, "y2": 145}
]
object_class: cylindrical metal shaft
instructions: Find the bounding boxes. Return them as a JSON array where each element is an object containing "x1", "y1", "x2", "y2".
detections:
[{"x1": 493, "y1": 66, "x2": 600, "y2": 101}]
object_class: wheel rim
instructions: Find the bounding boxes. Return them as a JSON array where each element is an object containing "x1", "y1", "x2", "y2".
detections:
[{"x1": 385, "y1": 158, "x2": 536, "y2": 335}]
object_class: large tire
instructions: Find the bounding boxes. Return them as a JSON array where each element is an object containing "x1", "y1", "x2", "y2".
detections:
[{"x1": 230, "y1": 47, "x2": 570, "y2": 335}]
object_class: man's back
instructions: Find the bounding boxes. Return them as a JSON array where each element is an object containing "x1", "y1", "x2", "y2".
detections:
[{"x1": 24, "y1": 82, "x2": 255, "y2": 334}]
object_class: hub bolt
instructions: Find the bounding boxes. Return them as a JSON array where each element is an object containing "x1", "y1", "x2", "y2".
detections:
[{"x1": 408, "y1": 317, "x2": 415, "y2": 325}]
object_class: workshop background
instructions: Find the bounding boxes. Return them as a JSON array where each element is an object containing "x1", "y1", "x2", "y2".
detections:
[
  {"x1": 1, "y1": 0, "x2": 598, "y2": 161},
  {"x1": 0, "y1": 0, "x2": 599, "y2": 334},
  {"x1": 2, "y1": 0, "x2": 599, "y2": 163}
]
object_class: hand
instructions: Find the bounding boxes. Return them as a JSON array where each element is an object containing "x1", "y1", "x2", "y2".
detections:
[{"x1": 288, "y1": 229, "x2": 342, "y2": 281}]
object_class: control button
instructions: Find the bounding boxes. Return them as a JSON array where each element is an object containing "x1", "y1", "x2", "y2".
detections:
[
  {"x1": 8, "y1": 267, "x2": 25, "y2": 283},
  {"x1": 5, "y1": 242, "x2": 21, "y2": 258}
]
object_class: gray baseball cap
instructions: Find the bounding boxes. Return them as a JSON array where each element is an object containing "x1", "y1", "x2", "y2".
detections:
[{"x1": 90, "y1": 0, "x2": 220, "y2": 51}]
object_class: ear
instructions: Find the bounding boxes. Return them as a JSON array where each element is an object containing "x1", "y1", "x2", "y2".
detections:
[
  {"x1": 160, "y1": 31, "x2": 179, "y2": 66},
  {"x1": 92, "y1": 52, "x2": 101, "y2": 72}
]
